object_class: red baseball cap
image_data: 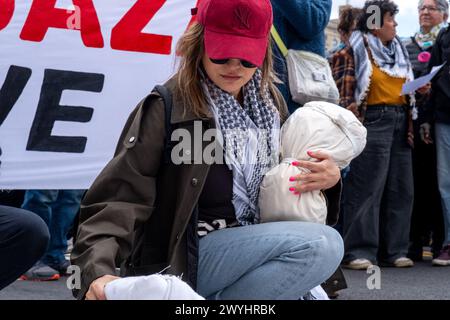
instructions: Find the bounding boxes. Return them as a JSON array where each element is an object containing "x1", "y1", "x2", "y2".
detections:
[{"x1": 197, "y1": 0, "x2": 273, "y2": 68}]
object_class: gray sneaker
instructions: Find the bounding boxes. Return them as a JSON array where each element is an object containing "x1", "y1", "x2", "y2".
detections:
[{"x1": 20, "y1": 262, "x2": 60, "y2": 281}]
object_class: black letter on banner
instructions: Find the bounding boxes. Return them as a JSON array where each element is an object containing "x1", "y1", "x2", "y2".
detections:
[
  {"x1": 0, "y1": 65, "x2": 32, "y2": 126},
  {"x1": 27, "y1": 69, "x2": 104, "y2": 153},
  {"x1": 0, "y1": 66, "x2": 32, "y2": 168}
]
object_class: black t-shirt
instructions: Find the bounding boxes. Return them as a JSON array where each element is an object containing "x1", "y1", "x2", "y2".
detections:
[{"x1": 198, "y1": 163, "x2": 236, "y2": 224}]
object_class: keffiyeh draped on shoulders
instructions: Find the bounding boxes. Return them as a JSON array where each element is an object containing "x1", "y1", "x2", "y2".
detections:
[{"x1": 203, "y1": 70, "x2": 281, "y2": 225}]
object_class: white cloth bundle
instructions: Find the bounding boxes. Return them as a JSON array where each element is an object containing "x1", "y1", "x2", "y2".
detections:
[
  {"x1": 104, "y1": 274, "x2": 205, "y2": 300},
  {"x1": 259, "y1": 101, "x2": 367, "y2": 224}
]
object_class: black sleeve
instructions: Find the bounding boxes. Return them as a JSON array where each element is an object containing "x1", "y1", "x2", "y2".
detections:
[
  {"x1": 324, "y1": 179, "x2": 342, "y2": 227},
  {"x1": 422, "y1": 30, "x2": 445, "y2": 124}
]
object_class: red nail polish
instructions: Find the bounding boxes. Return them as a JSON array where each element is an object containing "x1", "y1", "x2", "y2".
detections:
[
  {"x1": 289, "y1": 187, "x2": 296, "y2": 192},
  {"x1": 294, "y1": 192, "x2": 300, "y2": 195},
  {"x1": 292, "y1": 161, "x2": 299, "y2": 166},
  {"x1": 289, "y1": 177, "x2": 296, "y2": 182}
]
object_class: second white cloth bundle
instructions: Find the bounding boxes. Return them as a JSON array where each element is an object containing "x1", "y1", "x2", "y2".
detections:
[
  {"x1": 259, "y1": 101, "x2": 367, "y2": 224},
  {"x1": 104, "y1": 274, "x2": 205, "y2": 300}
]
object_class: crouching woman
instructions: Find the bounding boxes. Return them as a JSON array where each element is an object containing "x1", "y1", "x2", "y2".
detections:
[{"x1": 71, "y1": 0, "x2": 344, "y2": 300}]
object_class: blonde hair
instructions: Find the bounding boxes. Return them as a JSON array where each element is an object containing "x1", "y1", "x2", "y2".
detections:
[{"x1": 175, "y1": 23, "x2": 284, "y2": 118}]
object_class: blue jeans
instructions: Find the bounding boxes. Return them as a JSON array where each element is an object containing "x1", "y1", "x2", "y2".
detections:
[
  {"x1": 435, "y1": 123, "x2": 450, "y2": 245},
  {"x1": 21, "y1": 190, "x2": 84, "y2": 265},
  {"x1": 197, "y1": 221, "x2": 344, "y2": 300},
  {"x1": 342, "y1": 106, "x2": 413, "y2": 263}
]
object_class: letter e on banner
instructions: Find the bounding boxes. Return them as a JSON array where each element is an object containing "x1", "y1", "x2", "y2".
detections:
[
  {"x1": 20, "y1": 0, "x2": 104, "y2": 48},
  {"x1": 26, "y1": 69, "x2": 104, "y2": 153},
  {"x1": 111, "y1": 0, "x2": 172, "y2": 55}
]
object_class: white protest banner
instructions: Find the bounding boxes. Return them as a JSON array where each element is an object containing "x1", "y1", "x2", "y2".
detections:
[{"x1": 0, "y1": 0, "x2": 198, "y2": 189}]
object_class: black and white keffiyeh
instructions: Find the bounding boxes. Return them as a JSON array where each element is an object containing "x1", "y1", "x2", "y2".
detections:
[
  {"x1": 203, "y1": 70, "x2": 280, "y2": 225},
  {"x1": 367, "y1": 33, "x2": 414, "y2": 80},
  {"x1": 349, "y1": 31, "x2": 415, "y2": 107}
]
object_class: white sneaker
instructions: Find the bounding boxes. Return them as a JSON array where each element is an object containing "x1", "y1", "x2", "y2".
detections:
[
  {"x1": 393, "y1": 257, "x2": 414, "y2": 268},
  {"x1": 342, "y1": 258, "x2": 373, "y2": 270}
]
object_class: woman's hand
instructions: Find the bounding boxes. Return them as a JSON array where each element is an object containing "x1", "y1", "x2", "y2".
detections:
[
  {"x1": 420, "y1": 122, "x2": 433, "y2": 144},
  {"x1": 85, "y1": 275, "x2": 120, "y2": 300},
  {"x1": 289, "y1": 151, "x2": 341, "y2": 194}
]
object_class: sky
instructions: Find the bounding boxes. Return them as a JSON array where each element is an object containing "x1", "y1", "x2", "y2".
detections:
[{"x1": 331, "y1": 0, "x2": 422, "y2": 37}]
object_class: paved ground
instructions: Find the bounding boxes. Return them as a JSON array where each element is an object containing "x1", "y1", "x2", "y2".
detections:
[
  {"x1": 1, "y1": 259, "x2": 449, "y2": 300},
  {"x1": 338, "y1": 260, "x2": 450, "y2": 300}
]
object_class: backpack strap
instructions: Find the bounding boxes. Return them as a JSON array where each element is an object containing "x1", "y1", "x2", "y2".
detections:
[
  {"x1": 270, "y1": 26, "x2": 288, "y2": 57},
  {"x1": 153, "y1": 85, "x2": 174, "y2": 164}
]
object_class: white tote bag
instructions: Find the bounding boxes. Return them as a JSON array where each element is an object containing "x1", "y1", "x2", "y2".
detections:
[
  {"x1": 271, "y1": 26, "x2": 340, "y2": 105},
  {"x1": 286, "y1": 50, "x2": 340, "y2": 105}
]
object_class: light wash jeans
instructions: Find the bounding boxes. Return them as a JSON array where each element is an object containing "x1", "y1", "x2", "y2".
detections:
[
  {"x1": 197, "y1": 221, "x2": 344, "y2": 300},
  {"x1": 435, "y1": 123, "x2": 450, "y2": 245},
  {"x1": 21, "y1": 190, "x2": 84, "y2": 265}
]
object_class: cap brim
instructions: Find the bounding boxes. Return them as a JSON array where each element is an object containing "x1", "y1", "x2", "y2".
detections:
[{"x1": 204, "y1": 29, "x2": 268, "y2": 67}]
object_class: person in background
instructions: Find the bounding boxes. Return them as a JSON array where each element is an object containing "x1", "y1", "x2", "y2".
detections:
[
  {"x1": 404, "y1": 0, "x2": 448, "y2": 262},
  {"x1": 20, "y1": 189, "x2": 84, "y2": 280},
  {"x1": 270, "y1": 0, "x2": 332, "y2": 113},
  {"x1": 421, "y1": 5, "x2": 450, "y2": 266},
  {"x1": 338, "y1": 7, "x2": 364, "y2": 46},
  {"x1": 328, "y1": 6, "x2": 364, "y2": 61},
  {"x1": 332, "y1": 0, "x2": 416, "y2": 270},
  {"x1": 0, "y1": 205, "x2": 49, "y2": 290}
]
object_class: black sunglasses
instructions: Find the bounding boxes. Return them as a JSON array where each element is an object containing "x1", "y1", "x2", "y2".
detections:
[{"x1": 209, "y1": 58, "x2": 257, "y2": 69}]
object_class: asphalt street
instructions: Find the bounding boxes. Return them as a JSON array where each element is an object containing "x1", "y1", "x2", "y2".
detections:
[{"x1": 0, "y1": 259, "x2": 449, "y2": 300}]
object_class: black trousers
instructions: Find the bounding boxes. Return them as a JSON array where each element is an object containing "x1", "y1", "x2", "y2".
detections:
[
  {"x1": 409, "y1": 123, "x2": 444, "y2": 257},
  {"x1": 0, "y1": 205, "x2": 49, "y2": 290}
]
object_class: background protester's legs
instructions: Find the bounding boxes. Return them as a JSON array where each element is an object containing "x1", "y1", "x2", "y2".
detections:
[
  {"x1": 409, "y1": 125, "x2": 444, "y2": 261},
  {"x1": 0, "y1": 206, "x2": 49, "y2": 290},
  {"x1": 21, "y1": 190, "x2": 58, "y2": 226},
  {"x1": 20, "y1": 190, "x2": 59, "y2": 280},
  {"x1": 20, "y1": 190, "x2": 83, "y2": 279},
  {"x1": 197, "y1": 221, "x2": 343, "y2": 300},
  {"x1": 43, "y1": 190, "x2": 84, "y2": 273},
  {"x1": 342, "y1": 109, "x2": 394, "y2": 267},
  {"x1": 378, "y1": 109, "x2": 414, "y2": 266},
  {"x1": 433, "y1": 123, "x2": 450, "y2": 266}
]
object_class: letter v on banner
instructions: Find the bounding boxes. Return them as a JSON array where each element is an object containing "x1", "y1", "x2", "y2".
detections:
[
  {"x1": 0, "y1": 0, "x2": 14, "y2": 31},
  {"x1": 20, "y1": 0, "x2": 104, "y2": 48},
  {"x1": 111, "y1": 0, "x2": 172, "y2": 55}
]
